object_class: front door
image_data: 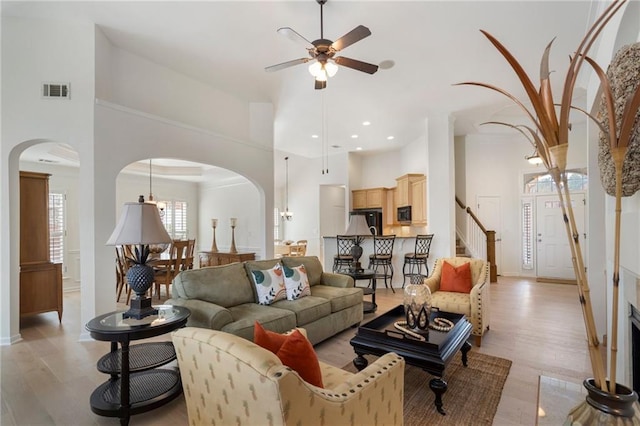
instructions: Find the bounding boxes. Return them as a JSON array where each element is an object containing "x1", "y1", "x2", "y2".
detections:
[{"x1": 535, "y1": 193, "x2": 585, "y2": 280}]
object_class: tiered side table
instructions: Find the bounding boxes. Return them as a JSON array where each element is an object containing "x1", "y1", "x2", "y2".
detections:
[{"x1": 86, "y1": 305, "x2": 190, "y2": 425}]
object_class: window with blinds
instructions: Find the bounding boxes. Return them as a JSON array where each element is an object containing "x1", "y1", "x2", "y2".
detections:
[
  {"x1": 274, "y1": 207, "x2": 280, "y2": 240},
  {"x1": 160, "y1": 200, "x2": 188, "y2": 240},
  {"x1": 49, "y1": 192, "x2": 65, "y2": 264},
  {"x1": 521, "y1": 198, "x2": 534, "y2": 270}
]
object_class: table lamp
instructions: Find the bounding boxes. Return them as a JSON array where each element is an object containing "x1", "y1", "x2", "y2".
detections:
[
  {"x1": 107, "y1": 196, "x2": 172, "y2": 319},
  {"x1": 345, "y1": 214, "x2": 373, "y2": 272}
]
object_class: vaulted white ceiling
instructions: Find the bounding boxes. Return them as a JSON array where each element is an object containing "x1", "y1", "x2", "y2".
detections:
[{"x1": 5, "y1": 0, "x2": 598, "y2": 162}]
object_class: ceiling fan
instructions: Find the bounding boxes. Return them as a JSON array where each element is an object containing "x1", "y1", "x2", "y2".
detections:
[{"x1": 265, "y1": 0, "x2": 378, "y2": 90}]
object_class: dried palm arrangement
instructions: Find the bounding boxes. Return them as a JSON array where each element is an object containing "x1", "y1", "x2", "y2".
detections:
[{"x1": 458, "y1": 0, "x2": 640, "y2": 395}]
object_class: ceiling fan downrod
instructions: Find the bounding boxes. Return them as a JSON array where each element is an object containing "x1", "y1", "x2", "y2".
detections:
[{"x1": 317, "y1": 0, "x2": 326, "y2": 39}]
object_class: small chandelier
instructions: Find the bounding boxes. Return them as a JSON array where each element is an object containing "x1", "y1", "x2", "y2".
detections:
[
  {"x1": 147, "y1": 159, "x2": 166, "y2": 217},
  {"x1": 281, "y1": 156, "x2": 294, "y2": 221}
]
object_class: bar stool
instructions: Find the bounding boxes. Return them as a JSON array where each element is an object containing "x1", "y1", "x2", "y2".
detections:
[
  {"x1": 368, "y1": 235, "x2": 396, "y2": 293},
  {"x1": 333, "y1": 235, "x2": 357, "y2": 272},
  {"x1": 402, "y1": 234, "x2": 434, "y2": 288}
]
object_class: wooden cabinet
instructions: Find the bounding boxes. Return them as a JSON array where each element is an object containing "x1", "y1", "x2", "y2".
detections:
[
  {"x1": 352, "y1": 188, "x2": 386, "y2": 210},
  {"x1": 19, "y1": 171, "x2": 63, "y2": 320},
  {"x1": 384, "y1": 188, "x2": 397, "y2": 226},
  {"x1": 199, "y1": 251, "x2": 255, "y2": 267},
  {"x1": 352, "y1": 190, "x2": 367, "y2": 209},
  {"x1": 395, "y1": 174, "x2": 424, "y2": 207},
  {"x1": 411, "y1": 176, "x2": 427, "y2": 225}
]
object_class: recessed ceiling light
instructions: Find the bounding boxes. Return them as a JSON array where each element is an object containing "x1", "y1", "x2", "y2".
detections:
[
  {"x1": 351, "y1": 134, "x2": 359, "y2": 139},
  {"x1": 356, "y1": 147, "x2": 363, "y2": 151},
  {"x1": 362, "y1": 121, "x2": 371, "y2": 126},
  {"x1": 387, "y1": 136, "x2": 395, "y2": 140},
  {"x1": 311, "y1": 134, "x2": 319, "y2": 138}
]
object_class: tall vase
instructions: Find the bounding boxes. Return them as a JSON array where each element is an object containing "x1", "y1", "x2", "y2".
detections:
[
  {"x1": 211, "y1": 221, "x2": 218, "y2": 253},
  {"x1": 230, "y1": 225, "x2": 237, "y2": 254},
  {"x1": 565, "y1": 379, "x2": 640, "y2": 425}
]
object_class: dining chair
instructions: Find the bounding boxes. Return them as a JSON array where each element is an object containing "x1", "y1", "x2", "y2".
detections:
[
  {"x1": 290, "y1": 240, "x2": 308, "y2": 257},
  {"x1": 184, "y1": 239, "x2": 196, "y2": 270},
  {"x1": 115, "y1": 246, "x2": 129, "y2": 302},
  {"x1": 154, "y1": 240, "x2": 189, "y2": 299}
]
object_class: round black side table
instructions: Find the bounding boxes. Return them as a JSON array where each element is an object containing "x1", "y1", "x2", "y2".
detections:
[
  {"x1": 86, "y1": 305, "x2": 190, "y2": 425},
  {"x1": 337, "y1": 268, "x2": 378, "y2": 313}
]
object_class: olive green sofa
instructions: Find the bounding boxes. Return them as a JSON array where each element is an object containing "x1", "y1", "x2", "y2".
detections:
[{"x1": 165, "y1": 256, "x2": 363, "y2": 345}]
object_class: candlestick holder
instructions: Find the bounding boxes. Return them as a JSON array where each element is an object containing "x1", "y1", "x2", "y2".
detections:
[
  {"x1": 211, "y1": 219, "x2": 218, "y2": 252},
  {"x1": 229, "y1": 218, "x2": 238, "y2": 254}
]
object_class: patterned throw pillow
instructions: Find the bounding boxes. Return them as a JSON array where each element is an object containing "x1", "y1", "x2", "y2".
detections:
[
  {"x1": 282, "y1": 264, "x2": 311, "y2": 301},
  {"x1": 250, "y1": 263, "x2": 286, "y2": 305},
  {"x1": 440, "y1": 261, "x2": 473, "y2": 293}
]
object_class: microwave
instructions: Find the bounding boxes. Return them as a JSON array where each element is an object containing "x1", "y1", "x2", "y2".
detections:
[{"x1": 397, "y1": 206, "x2": 412, "y2": 224}]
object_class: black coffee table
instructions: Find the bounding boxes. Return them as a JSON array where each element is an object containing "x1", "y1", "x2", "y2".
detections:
[{"x1": 349, "y1": 305, "x2": 472, "y2": 415}]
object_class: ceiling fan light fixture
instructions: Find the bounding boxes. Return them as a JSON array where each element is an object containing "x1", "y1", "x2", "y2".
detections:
[{"x1": 324, "y1": 61, "x2": 338, "y2": 77}]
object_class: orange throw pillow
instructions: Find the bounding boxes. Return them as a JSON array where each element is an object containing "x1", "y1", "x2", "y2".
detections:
[
  {"x1": 253, "y1": 322, "x2": 324, "y2": 388},
  {"x1": 254, "y1": 321, "x2": 288, "y2": 353},
  {"x1": 440, "y1": 261, "x2": 473, "y2": 293}
]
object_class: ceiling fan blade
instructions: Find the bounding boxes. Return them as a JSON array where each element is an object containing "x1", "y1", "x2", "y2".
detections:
[
  {"x1": 331, "y1": 25, "x2": 372, "y2": 51},
  {"x1": 334, "y1": 56, "x2": 379, "y2": 74},
  {"x1": 265, "y1": 58, "x2": 311, "y2": 72},
  {"x1": 277, "y1": 27, "x2": 314, "y2": 49},
  {"x1": 315, "y1": 79, "x2": 327, "y2": 90}
]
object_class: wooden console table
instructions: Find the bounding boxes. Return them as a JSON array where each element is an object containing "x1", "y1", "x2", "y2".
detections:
[{"x1": 199, "y1": 251, "x2": 255, "y2": 267}]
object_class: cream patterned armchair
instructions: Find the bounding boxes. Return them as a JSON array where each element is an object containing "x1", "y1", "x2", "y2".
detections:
[
  {"x1": 172, "y1": 327, "x2": 405, "y2": 426},
  {"x1": 424, "y1": 257, "x2": 490, "y2": 347}
]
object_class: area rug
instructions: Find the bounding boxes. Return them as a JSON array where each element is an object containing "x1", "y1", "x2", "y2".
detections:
[{"x1": 343, "y1": 351, "x2": 512, "y2": 426}]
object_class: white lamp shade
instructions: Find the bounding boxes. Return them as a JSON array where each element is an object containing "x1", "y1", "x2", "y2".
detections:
[
  {"x1": 106, "y1": 202, "x2": 172, "y2": 245},
  {"x1": 345, "y1": 215, "x2": 373, "y2": 236}
]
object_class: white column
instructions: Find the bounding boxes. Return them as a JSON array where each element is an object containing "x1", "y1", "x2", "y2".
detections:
[{"x1": 425, "y1": 114, "x2": 456, "y2": 260}]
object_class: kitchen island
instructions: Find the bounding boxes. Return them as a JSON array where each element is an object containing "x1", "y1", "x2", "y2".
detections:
[{"x1": 322, "y1": 236, "x2": 432, "y2": 289}]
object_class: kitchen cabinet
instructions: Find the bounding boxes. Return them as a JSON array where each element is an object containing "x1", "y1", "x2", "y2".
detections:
[
  {"x1": 384, "y1": 188, "x2": 397, "y2": 226},
  {"x1": 395, "y1": 174, "x2": 424, "y2": 207},
  {"x1": 352, "y1": 188, "x2": 386, "y2": 209},
  {"x1": 411, "y1": 176, "x2": 427, "y2": 225}
]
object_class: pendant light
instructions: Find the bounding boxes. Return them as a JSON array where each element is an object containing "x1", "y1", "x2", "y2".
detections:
[
  {"x1": 148, "y1": 159, "x2": 166, "y2": 217},
  {"x1": 281, "y1": 156, "x2": 294, "y2": 221}
]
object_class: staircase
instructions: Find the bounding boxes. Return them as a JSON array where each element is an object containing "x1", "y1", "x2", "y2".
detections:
[{"x1": 456, "y1": 238, "x2": 470, "y2": 257}]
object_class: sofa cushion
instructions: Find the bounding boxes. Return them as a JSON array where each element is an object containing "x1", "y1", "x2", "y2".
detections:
[
  {"x1": 281, "y1": 256, "x2": 323, "y2": 287},
  {"x1": 310, "y1": 285, "x2": 363, "y2": 313},
  {"x1": 248, "y1": 262, "x2": 287, "y2": 305},
  {"x1": 172, "y1": 262, "x2": 255, "y2": 307},
  {"x1": 223, "y1": 303, "x2": 297, "y2": 339},
  {"x1": 282, "y1": 264, "x2": 311, "y2": 300},
  {"x1": 271, "y1": 296, "x2": 331, "y2": 326},
  {"x1": 431, "y1": 292, "x2": 471, "y2": 317}
]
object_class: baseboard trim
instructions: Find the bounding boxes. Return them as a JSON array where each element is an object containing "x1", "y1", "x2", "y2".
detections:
[{"x1": 536, "y1": 277, "x2": 577, "y2": 285}]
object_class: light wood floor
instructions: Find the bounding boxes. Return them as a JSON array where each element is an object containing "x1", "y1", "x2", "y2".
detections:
[{"x1": 1, "y1": 276, "x2": 592, "y2": 425}]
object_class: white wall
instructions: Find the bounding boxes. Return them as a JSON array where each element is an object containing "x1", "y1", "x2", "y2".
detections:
[
  {"x1": 1, "y1": 17, "x2": 96, "y2": 344},
  {"x1": 1, "y1": 16, "x2": 274, "y2": 344},
  {"x1": 198, "y1": 179, "x2": 262, "y2": 259}
]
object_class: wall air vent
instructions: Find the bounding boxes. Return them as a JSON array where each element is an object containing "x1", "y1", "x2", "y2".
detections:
[{"x1": 42, "y1": 82, "x2": 70, "y2": 99}]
